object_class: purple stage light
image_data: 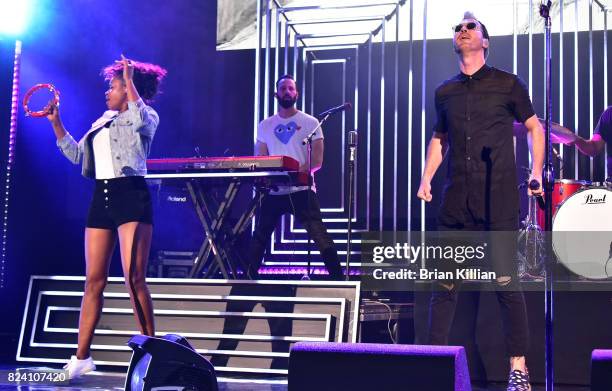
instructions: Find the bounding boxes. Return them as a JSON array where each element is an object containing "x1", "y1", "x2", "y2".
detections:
[
  {"x1": 257, "y1": 266, "x2": 361, "y2": 275},
  {"x1": 1, "y1": 40, "x2": 22, "y2": 288}
]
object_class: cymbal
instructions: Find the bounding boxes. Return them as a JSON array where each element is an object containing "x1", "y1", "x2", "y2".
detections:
[{"x1": 512, "y1": 118, "x2": 577, "y2": 144}]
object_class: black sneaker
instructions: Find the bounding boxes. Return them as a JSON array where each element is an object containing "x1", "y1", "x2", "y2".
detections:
[{"x1": 507, "y1": 369, "x2": 531, "y2": 391}]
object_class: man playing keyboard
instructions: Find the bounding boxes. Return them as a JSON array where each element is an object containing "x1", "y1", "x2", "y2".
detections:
[{"x1": 246, "y1": 74, "x2": 343, "y2": 280}]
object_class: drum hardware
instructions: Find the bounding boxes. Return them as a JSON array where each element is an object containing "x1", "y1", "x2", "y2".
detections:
[
  {"x1": 518, "y1": 180, "x2": 546, "y2": 280},
  {"x1": 606, "y1": 242, "x2": 612, "y2": 278},
  {"x1": 512, "y1": 119, "x2": 577, "y2": 144}
]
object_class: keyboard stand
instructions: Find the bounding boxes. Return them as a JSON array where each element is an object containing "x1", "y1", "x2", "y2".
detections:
[{"x1": 146, "y1": 171, "x2": 296, "y2": 279}]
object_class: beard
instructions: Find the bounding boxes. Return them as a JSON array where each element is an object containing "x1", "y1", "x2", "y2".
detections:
[{"x1": 277, "y1": 95, "x2": 297, "y2": 109}]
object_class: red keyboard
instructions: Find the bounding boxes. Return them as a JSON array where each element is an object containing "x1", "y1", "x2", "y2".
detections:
[
  {"x1": 147, "y1": 155, "x2": 299, "y2": 172},
  {"x1": 146, "y1": 155, "x2": 309, "y2": 186}
]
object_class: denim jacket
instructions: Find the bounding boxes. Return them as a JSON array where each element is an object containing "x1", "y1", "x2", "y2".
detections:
[{"x1": 57, "y1": 98, "x2": 158, "y2": 179}]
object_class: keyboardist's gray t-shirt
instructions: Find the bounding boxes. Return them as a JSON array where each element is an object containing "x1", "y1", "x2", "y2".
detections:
[{"x1": 257, "y1": 111, "x2": 323, "y2": 195}]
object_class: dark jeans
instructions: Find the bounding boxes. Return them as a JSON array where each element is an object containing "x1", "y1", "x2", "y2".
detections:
[
  {"x1": 247, "y1": 190, "x2": 343, "y2": 280},
  {"x1": 428, "y1": 214, "x2": 530, "y2": 357}
]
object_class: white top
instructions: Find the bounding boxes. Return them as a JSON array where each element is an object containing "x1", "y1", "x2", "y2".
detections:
[
  {"x1": 92, "y1": 126, "x2": 116, "y2": 179},
  {"x1": 256, "y1": 111, "x2": 323, "y2": 195}
]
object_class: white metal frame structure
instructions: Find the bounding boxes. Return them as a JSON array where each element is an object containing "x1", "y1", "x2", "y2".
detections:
[{"x1": 253, "y1": 0, "x2": 611, "y2": 268}]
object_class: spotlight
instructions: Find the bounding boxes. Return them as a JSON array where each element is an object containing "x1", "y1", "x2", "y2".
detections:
[{"x1": 0, "y1": 0, "x2": 32, "y2": 36}]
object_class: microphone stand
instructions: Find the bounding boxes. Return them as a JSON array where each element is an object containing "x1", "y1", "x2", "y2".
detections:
[
  {"x1": 345, "y1": 131, "x2": 357, "y2": 280},
  {"x1": 540, "y1": 2, "x2": 555, "y2": 390},
  {"x1": 302, "y1": 113, "x2": 331, "y2": 280}
]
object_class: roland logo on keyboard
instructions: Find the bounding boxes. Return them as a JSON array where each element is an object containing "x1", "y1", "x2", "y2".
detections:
[
  {"x1": 583, "y1": 193, "x2": 606, "y2": 205},
  {"x1": 167, "y1": 195, "x2": 187, "y2": 203}
]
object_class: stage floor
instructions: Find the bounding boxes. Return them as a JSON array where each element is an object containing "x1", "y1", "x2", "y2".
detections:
[{"x1": 0, "y1": 365, "x2": 591, "y2": 391}]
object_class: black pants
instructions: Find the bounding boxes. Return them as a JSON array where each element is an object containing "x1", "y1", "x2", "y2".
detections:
[
  {"x1": 428, "y1": 215, "x2": 530, "y2": 357},
  {"x1": 247, "y1": 190, "x2": 343, "y2": 280}
]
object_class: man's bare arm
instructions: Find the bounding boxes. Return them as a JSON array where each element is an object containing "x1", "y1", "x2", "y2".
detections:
[{"x1": 416, "y1": 132, "x2": 448, "y2": 202}]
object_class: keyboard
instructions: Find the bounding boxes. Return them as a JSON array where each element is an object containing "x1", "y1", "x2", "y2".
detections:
[
  {"x1": 147, "y1": 155, "x2": 299, "y2": 172},
  {"x1": 146, "y1": 155, "x2": 308, "y2": 185}
]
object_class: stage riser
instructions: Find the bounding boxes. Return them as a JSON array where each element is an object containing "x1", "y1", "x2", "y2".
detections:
[{"x1": 18, "y1": 276, "x2": 360, "y2": 376}]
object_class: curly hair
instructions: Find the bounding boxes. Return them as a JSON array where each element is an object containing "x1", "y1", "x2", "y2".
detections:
[{"x1": 102, "y1": 60, "x2": 167, "y2": 104}]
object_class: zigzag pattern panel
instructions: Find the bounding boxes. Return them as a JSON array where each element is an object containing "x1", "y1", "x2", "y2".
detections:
[{"x1": 17, "y1": 276, "x2": 360, "y2": 376}]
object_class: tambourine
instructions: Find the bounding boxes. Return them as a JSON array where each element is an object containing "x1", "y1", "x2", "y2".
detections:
[{"x1": 23, "y1": 83, "x2": 60, "y2": 118}]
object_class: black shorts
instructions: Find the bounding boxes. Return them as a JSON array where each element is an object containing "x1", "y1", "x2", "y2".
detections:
[{"x1": 86, "y1": 176, "x2": 153, "y2": 230}]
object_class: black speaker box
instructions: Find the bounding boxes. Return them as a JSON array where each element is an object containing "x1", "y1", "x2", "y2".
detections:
[{"x1": 288, "y1": 342, "x2": 471, "y2": 391}]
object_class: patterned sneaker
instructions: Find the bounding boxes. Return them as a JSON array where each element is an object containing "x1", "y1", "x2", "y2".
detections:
[
  {"x1": 508, "y1": 368, "x2": 531, "y2": 391},
  {"x1": 63, "y1": 355, "x2": 96, "y2": 379}
]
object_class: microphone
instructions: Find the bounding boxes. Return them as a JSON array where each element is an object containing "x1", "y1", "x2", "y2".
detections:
[
  {"x1": 318, "y1": 102, "x2": 352, "y2": 119},
  {"x1": 348, "y1": 130, "x2": 358, "y2": 163},
  {"x1": 529, "y1": 179, "x2": 546, "y2": 210},
  {"x1": 348, "y1": 130, "x2": 358, "y2": 147}
]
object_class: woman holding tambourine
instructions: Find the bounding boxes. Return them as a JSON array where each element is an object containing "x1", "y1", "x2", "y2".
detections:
[{"x1": 40, "y1": 56, "x2": 167, "y2": 379}]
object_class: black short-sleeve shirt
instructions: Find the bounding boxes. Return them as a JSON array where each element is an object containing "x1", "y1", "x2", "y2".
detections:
[
  {"x1": 594, "y1": 106, "x2": 612, "y2": 176},
  {"x1": 433, "y1": 64, "x2": 535, "y2": 225}
]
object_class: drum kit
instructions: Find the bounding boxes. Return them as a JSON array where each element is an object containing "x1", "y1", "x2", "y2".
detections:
[{"x1": 515, "y1": 120, "x2": 612, "y2": 280}]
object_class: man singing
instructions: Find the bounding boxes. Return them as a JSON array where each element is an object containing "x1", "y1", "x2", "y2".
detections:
[
  {"x1": 417, "y1": 12, "x2": 544, "y2": 391},
  {"x1": 247, "y1": 75, "x2": 343, "y2": 280}
]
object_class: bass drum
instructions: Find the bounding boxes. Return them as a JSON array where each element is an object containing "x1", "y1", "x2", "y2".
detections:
[{"x1": 552, "y1": 187, "x2": 612, "y2": 280}]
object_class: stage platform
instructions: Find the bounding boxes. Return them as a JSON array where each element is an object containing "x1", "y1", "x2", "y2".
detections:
[
  {"x1": 16, "y1": 276, "x2": 360, "y2": 377},
  {"x1": 9, "y1": 276, "x2": 611, "y2": 388}
]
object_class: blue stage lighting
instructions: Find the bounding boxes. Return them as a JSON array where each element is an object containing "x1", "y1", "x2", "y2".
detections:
[{"x1": 0, "y1": 0, "x2": 32, "y2": 36}]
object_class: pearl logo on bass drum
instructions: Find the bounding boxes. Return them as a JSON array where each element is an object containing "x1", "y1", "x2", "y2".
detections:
[{"x1": 583, "y1": 193, "x2": 607, "y2": 205}]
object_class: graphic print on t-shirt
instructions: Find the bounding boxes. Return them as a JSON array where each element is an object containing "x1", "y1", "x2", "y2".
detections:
[
  {"x1": 274, "y1": 121, "x2": 301, "y2": 144},
  {"x1": 258, "y1": 111, "x2": 321, "y2": 194}
]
